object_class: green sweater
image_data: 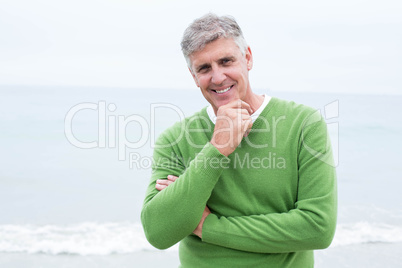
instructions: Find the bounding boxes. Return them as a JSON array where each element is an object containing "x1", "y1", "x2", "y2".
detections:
[{"x1": 141, "y1": 97, "x2": 337, "y2": 267}]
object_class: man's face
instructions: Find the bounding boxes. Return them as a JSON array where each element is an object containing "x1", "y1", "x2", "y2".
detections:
[{"x1": 189, "y1": 38, "x2": 253, "y2": 114}]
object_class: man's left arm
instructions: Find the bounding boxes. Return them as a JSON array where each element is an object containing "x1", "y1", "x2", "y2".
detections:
[{"x1": 200, "y1": 116, "x2": 337, "y2": 253}]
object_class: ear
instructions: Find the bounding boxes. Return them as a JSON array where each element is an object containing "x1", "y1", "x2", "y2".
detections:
[
  {"x1": 245, "y1": 46, "x2": 253, "y2": 71},
  {"x1": 188, "y1": 67, "x2": 200, "y2": 87}
]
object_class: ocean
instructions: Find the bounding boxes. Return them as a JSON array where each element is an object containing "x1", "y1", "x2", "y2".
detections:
[{"x1": 1, "y1": 85, "x2": 401, "y2": 267}]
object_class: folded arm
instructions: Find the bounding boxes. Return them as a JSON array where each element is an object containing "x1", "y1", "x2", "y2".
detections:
[
  {"x1": 141, "y1": 140, "x2": 228, "y2": 249},
  {"x1": 141, "y1": 100, "x2": 252, "y2": 249},
  {"x1": 201, "y1": 114, "x2": 337, "y2": 253}
]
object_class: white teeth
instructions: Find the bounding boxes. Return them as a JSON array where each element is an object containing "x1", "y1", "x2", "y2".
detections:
[{"x1": 216, "y1": 86, "x2": 231, "y2": 94}]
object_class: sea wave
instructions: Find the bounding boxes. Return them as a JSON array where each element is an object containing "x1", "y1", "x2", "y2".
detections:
[
  {"x1": 0, "y1": 222, "x2": 172, "y2": 255},
  {"x1": 332, "y1": 222, "x2": 402, "y2": 247},
  {"x1": 0, "y1": 221, "x2": 401, "y2": 255}
]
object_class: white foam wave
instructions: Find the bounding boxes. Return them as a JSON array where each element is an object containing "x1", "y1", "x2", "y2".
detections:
[
  {"x1": 331, "y1": 222, "x2": 402, "y2": 247},
  {"x1": 0, "y1": 221, "x2": 401, "y2": 255},
  {"x1": 0, "y1": 222, "x2": 177, "y2": 255}
]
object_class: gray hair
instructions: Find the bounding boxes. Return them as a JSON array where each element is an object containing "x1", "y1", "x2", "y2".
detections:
[{"x1": 181, "y1": 13, "x2": 248, "y2": 68}]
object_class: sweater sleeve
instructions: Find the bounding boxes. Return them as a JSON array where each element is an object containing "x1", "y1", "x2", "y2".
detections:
[
  {"x1": 201, "y1": 113, "x2": 337, "y2": 253},
  {"x1": 141, "y1": 131, "x2": 230, "y2": 250}
]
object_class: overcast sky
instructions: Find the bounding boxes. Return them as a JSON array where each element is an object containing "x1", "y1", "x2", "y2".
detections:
[{"x1": 1, "y1": 0, "x2": 401, "y2": 94}]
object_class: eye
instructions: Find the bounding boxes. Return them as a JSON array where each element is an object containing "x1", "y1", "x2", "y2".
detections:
[
  {"x1": 198, "y1": 66, "x2": 210, "y2": 73},
  {"x1": 221, "y1": 57, "x2": 234, "y2": 65}
]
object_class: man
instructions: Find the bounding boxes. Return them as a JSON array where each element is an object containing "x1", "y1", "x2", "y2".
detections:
[{"x1": 141, "y1": 13, "x2": 337, "y2": 267}]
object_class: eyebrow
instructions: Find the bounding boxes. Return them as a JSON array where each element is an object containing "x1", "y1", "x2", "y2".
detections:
[{"x1": 219, "y1": 56, "x2": 236, "y2": 63}]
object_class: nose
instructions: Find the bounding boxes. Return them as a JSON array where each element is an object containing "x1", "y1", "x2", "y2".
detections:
[{"x1": 211, "y1": 67, "x2": 226, "y2": 85}]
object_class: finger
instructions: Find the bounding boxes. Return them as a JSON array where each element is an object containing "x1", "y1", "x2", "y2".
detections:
[
  {"x1": 156, "y1": 179, "x2": 173, "y2": 186},
  {"x1": 238, "y1": 100, "x2": 253, "y2": 115},
  {"x1": 247, "y1": 117, "x2": 253, "y2": 128},
  {"x1": 244, "y1": 127, "x2": 252, "y2": 137},
  {"x1": 167, "y1": 175, "x2": 178, "y2": 182},
  {"x1": 240, "y1": 109, "x2": 251, "y2": 116},
  {"x1": 240, "y1": 112, "x2": 251, "y2": 121},
  {"x1": 247, "y1": 118, "x2": 253, "y2": 130},
  {"x1": 225, "y1": 100, "x2": 252, "y2": 114},
  {"x1": 155, "y1": 183, "x2": 167, "y2": 191},
  {"x1": 243, "y1": 119, "x2": 253, "y2": 137},
  {"x1": 237, "y1": 99, "x2": 242, "y2": 109}
]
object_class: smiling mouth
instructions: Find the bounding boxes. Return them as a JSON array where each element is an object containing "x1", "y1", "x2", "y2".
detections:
[{"x1": 212, "y1": 85, "x2": 233, "y2": 94}]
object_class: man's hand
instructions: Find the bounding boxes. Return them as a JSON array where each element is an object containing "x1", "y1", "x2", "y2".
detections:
[
  {"x1": 155, "y1": 175, "x2": 210, "y2": 238},
  {"x1": 193, "y1": 206, "x2": 210, "y2": 239},
  {"x1": 155, "y1": 175, "x2": 178, "y2": 191},
  {"x1": 210, "y1": 100, "x2": 253, "y2": 156}
]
